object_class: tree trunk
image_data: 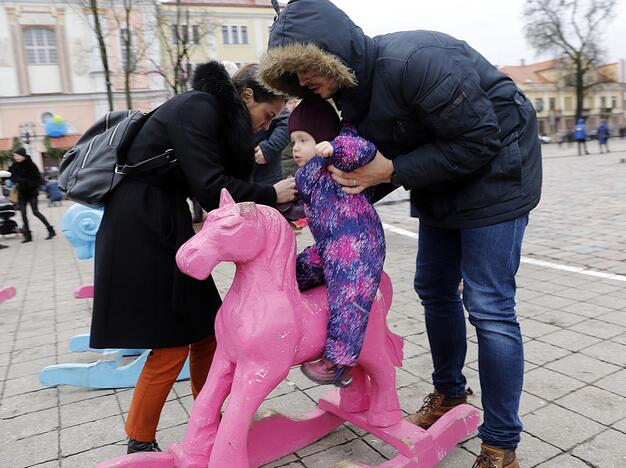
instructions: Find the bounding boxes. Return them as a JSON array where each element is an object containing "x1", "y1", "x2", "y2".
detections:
[
  {"x1": 575, "y1": 57, "x2": 584, "y2": 121},
  {"x1": 124, "y1": 1, "x2": 133, "y2": 109},
  {"x1": 90, "y1": 0, "x2": 114, "y2": 111}
]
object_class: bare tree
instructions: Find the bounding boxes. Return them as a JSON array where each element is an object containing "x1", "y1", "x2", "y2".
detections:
[
  {"x1": 89, "y1": 0, "x2": 115, "y2": 111},
  {"x1": 151, "y1": 0, "x2": 209, "y2": 95},
  {"x1": 109, "y1": 0, "x2": 137, "y2": 109},
  {"x1": 523, "y1": 0, "x2": 617, "y2": 120}
]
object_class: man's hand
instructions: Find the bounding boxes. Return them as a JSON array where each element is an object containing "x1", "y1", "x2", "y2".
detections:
[
  {"x1": 327, "y1": 150, "x2": 394, "y2": 194},
  {"x1": 254, "y1": 146, "x2": 267, "y2": 165},
  {"x1": 314, "y1": 141, "x2": 334, "y2": 158}
]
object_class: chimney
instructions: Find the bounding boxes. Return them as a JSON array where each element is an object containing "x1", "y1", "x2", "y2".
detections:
[{"x1": 520, "y1": 59, "x2": 526, "y2": 66}]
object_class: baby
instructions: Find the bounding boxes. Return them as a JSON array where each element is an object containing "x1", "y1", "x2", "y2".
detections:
[{"x1": 290, "y1": 97, "x2": 386, "y2": 386}]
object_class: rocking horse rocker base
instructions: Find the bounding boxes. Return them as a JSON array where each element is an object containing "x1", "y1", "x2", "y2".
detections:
[
  {"x1": 98, "y1": 190, "x2": 480, "y2": 468},
  {"x1": 99, "y1": 386, "x2": 478, "y2": 468}
]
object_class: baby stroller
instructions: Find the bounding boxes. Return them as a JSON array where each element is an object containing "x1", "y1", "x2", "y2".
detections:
[{"x1": 0, "y1": 186, "x2": 18, "y2": 236}]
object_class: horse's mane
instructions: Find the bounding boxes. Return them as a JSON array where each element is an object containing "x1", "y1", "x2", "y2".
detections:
[{"x1": 255, "y1": 205, "x2": 298, "y2": 291}]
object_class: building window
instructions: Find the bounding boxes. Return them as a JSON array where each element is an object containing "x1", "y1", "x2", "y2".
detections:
[
  {"x1": 564, "y1": 96, "x2": 573, "y2": 111},
  {"x1": 192, "y1": 25, "x2": 200, "y2": 44},
  {"x1": 231, "y1": 26, "x2": 239, "y2": 44},
  {"x1": 549, "y1": 97, "x2": 556, "y2": 111},
  {"x1": 171, "y1": 25, "x2": 189, "y2": 44},
  {"x1": 534, "y1": 98, "x2": 544, "y2": 113},
  {"x1": 611, "y1": 96, "x2": 617, "y2": 109},
  {"x1": 600, "y1": 96, "x2": 607, "y2": 110},
  {"x1": 24, "y1": 28, "x2": 57, "y2": 65},
  {"x1": 120, "y1": 28, "x2": 136, "y2": 72},
  {"x1": 222, "y1": 26, "x2": 248, "y2": 45}
]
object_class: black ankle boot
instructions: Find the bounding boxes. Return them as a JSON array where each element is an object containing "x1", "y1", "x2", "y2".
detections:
[
  {"x1": 45, "y1": 226, "x2": 56, "y2": 240},
  {"x1": 127, "y1": 438, "x2": 161, "y2": 454},
  {"x1": 21, "y1": 230, "x2": 32, "y2": 243}
]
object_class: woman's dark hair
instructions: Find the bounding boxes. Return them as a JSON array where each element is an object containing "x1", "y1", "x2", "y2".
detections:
[{"x1": 232, "y1": 63, "x2": 286, "y2": 103}]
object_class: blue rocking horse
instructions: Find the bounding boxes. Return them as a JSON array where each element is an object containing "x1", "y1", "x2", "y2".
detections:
[{"x1": 39, "y1": 204, "x2": 190, "y2": 388}]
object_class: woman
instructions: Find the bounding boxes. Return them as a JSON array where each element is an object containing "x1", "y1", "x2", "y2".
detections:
[
  {"x1": 8, "y1": 147, "x2": 55, "y2": 243},
  {"x1": 90, "y1": 61, "x2": 295, "y2": 454}
]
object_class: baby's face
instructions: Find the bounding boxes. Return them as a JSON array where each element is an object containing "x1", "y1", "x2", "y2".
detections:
[{"x1": 291, "y1": 131, "x2": 317, "y2": 167}]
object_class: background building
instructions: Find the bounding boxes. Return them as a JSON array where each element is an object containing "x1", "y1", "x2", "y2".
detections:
[
  {"x1": 0, "y1": 1, "x2": 158, "y2": 168},
  {"x1": 501, "y1": 58, "x2": 626, "y2": 138}
]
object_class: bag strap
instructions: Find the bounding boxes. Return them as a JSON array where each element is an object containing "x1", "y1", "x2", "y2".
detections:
[{"x1": 115, "y1": 149, "x2": 177, "y2": 176}]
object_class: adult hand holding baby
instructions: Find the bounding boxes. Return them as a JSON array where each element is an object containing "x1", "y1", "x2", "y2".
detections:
[{"x1": 328, "y1": 151, "x2": 394, "y2": 194}]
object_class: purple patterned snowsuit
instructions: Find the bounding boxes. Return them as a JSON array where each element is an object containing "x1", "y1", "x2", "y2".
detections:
[{"x1": 295, "y1": 127, "x2": 386, "y2": 367}]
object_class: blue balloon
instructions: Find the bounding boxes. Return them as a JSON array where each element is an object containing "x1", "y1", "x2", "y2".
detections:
[{"x1": 45, "y1": 118, "x2": 68, "y2": 138}]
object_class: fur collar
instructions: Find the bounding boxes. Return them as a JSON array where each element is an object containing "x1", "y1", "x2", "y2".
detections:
[
  {"x1": 259, "y1": 42, "x2": 357, "y2": 98},
  {"x1": 192, "y1": 61, "x2": 255, "y2": 179}
]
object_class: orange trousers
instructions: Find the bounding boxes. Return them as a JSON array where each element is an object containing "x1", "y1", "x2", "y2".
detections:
[{"x1": 125, "y1": 335, "x2": 217, "y2": 442}]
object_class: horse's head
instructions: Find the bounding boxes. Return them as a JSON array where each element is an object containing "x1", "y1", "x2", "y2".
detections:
[
  {"x1": 176, "y1": 189, "x2": 281, "y2": 280},
  {"x1": 61, "y1": 204, "x2": 103, "y2": 260}
]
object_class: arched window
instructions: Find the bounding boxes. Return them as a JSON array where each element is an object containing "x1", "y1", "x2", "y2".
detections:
[{"x1": 23, "y1": 28, "x2": 57, "y2": 65}]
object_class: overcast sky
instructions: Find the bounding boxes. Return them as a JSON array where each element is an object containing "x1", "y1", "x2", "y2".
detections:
[{"x1": 329, "y1": 0, "x2": 626, "y2": 67}]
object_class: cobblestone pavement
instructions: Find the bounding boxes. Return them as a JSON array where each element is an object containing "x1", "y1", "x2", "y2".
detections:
[{"x1": 1, "y1": 140, "x2": 626, "y2": 467}]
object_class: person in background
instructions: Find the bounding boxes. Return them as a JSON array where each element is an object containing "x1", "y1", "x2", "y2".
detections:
[
  {"x1": 252, "y1": 104, "x2": 291, "y2": 185},
  {"x1": 575, "y1": 118, "x2": 589, "y2": 155},
  {"x1": 597, "y1": 120, "x2": 610, "y2": 154},
  {"x1": 8, "y1": 147, "x2": 56, "y2": 243}
]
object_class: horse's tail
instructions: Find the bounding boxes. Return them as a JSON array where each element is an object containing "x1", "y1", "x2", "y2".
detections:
[{"x1": 379, "y1": 272, "x2": 403, "y2": 367}]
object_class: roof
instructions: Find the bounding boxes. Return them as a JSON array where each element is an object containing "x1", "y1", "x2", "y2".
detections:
[
  {"x1": 0, "y1": 138, "x2": 10, "y2": 152},
  {"x1": 49, "y1": 134, "x2": 80, "y2": 149},
  {"x1": 500, "y1": 59, "x2": 557, "y2": 84},
  {"x1": 161, "y1": 0, "x2": 281, "y2": 7}
]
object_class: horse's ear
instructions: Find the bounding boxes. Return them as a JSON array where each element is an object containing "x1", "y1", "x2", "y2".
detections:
[
  {"x1": 239, "y1": 202, "x2": 257, "y2": 220},
  {"x1": 219, "y1": 188, "x2": 235, "y2": 207}
]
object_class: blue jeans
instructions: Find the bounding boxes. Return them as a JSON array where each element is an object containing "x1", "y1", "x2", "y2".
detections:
[{"x1": 414, "y1": 215, "x2": 528, "y2": 450}]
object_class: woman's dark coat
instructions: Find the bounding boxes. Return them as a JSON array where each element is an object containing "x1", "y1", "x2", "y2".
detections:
[
  {"x1": 9, "y1": 156, "x2": 42, "y2": 199},
  {"x1": 90, "y1": 62, "x2": 276, "y2": 349},
  {"x1": 261, "y1": 0, "x2": 542, "y2": 229}
]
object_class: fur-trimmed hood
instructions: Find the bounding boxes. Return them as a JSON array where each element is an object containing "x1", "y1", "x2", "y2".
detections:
[
  {"x1": 191, "y1": 61, "x2": 255, "y2": 179},
  {"x1": 259, "y1": 0, "x2": 376, "y2": 120}
]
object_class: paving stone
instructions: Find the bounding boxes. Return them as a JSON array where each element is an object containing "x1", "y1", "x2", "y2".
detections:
[
  {"x1": 557, "y1": 386, "x2": 626, "y2": 425},
  {"x1": 0, "y1": 406, "x2": 59, "y2": 444},
  {"x1": 0, "y1": 387, "x2": 58, "y2": 418},
  {"x1": 519, "y1": 318, "x2": 561, "y2": 339},
  {"x1": 568, "y1": 318, "x2": 625, "y2": 339},
  {"x1": 546, "y1": 353, "x2": 621, "y2": 383},
  {"x1": 523, "y1": 340, "x2": 571, "y2": 366},
  {"x1": 60, "y1": 415, "x2": 125, "y2": 457},
  {"x1": 516, "y1": 432, "x2": 562, "y2": 467},
  {"x1": 59, "y1": 394, "x2": 120, "y2": 427},
  {"x1": 571, "y1": 429, "x2": 626, "y2": 468},
  {"x1": 296, "y1": 426, "x2": 358, "y2": 458},
  {"x1": 519, "y1": 390, "x2": 549, "y2": 416},
  {"x1": 535, "y1": 453, "x2": 593, "y2": 467},
  {"x1": 581, "y1": 340, "x2": 626, "y2": 367},
  {"x1": 0, "y1": 430, "x2": 58, "y2": 467},
  {"x1": 530, "y1": 309, "x2": 587, "y2": 328},
  {"x1": 613, "y1": 418, "x2": 626, "y2": 434},
  {"x1": 60, "y1": 443, "x2": 125, "y2": 467},
  {"x1": 299, "y1": 438, "x2": 386, "y2": 466},
  {"x1": 258, "y1": 388, "x2": 316, "y2": 419},
  {"x1": 523, "y1": 367, "x2": 585, "y2": 401},
  {"x1": 537, "y1": 329, "x2": 602, "y2": 352},
  {"x1": 522, "y1": 404, "x2": 604, "y2": 450}
]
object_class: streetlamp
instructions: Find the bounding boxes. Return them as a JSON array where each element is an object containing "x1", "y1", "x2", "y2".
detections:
[{"x1": 18, "y1": 122, "x2": 36, "y2": 155}]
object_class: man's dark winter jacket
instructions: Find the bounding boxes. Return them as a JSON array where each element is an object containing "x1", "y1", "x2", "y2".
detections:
[
  {"x1": 260, "y1": 0, "x2": 542, "y2": 228},
  {"x1": 253, "y1": 107, "x2": 291, "y2": 185}
]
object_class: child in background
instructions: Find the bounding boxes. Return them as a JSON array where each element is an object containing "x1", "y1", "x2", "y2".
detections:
[{"x1": 290, "y1": 97, "x2": 386, "y2": 387}]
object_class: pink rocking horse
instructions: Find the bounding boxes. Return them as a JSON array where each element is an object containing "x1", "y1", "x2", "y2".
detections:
[{"x1": 99, "y1": 189, "x2": 478, "y2": 468}]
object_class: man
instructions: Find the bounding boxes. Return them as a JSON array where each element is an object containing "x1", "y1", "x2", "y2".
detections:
[{"x1": 259, "y1": 1, "x2": 542, "y2": 467}]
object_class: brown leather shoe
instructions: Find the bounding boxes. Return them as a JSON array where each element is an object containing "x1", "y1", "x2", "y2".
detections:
[
  {"x1": 404, "y1": 389, "x2": 468, "y2": 429},
  {"x1": 472, "y1": 443, "x2": 520, "y2": 468}
]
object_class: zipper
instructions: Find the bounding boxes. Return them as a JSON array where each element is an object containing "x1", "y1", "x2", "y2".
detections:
[
  {"x1": 81, "y1": 137, "x2": 96, "y2": 169},
  {"x1": 105, "y1": 112, "x2": 110, "y2": 130}
]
